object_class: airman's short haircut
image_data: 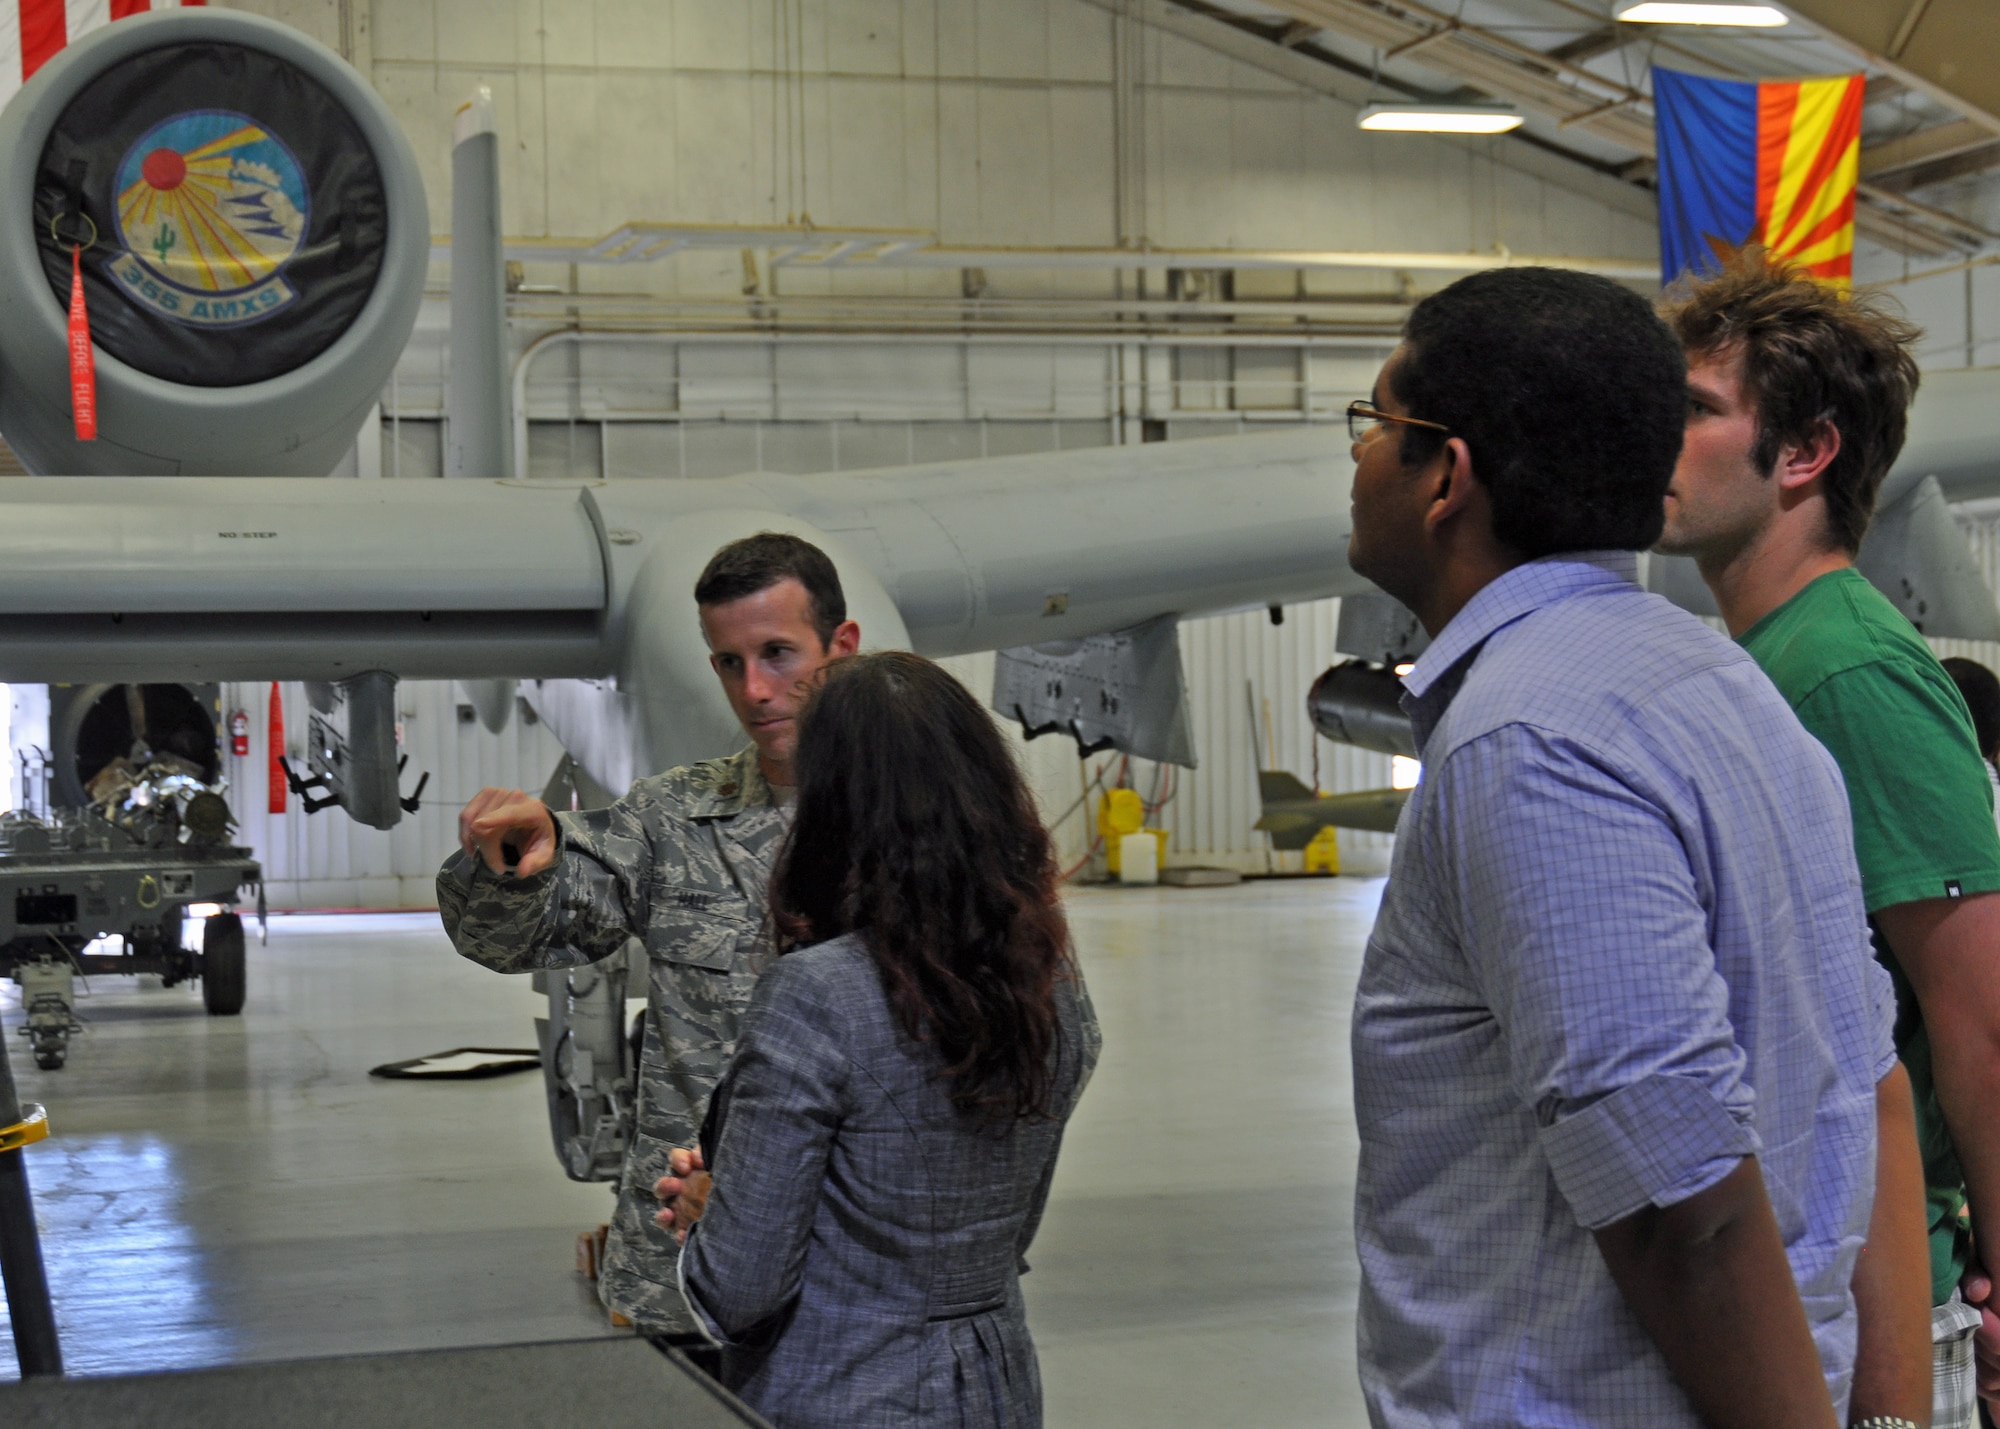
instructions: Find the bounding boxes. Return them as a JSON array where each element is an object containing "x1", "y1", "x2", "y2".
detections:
[
  {"x1": 1660, "y1": 249, "x2": 1922, "y2": 555},
  {"x1": 694, "y1": 532, "x2": 847, "y2": 649}
]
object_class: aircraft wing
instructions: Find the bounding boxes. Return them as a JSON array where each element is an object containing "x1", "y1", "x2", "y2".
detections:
[
  {"x1": 2, "y1": 9, "x2": 1996, "y2": 822},
  {"x1": 0, "y1": 426, "x2": 1358, "y2": 794}
]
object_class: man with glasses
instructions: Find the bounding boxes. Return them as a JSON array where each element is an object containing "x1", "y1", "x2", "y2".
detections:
[{"x1": 1347, "y1": 267, "x2": 1903, "y2": 1427}]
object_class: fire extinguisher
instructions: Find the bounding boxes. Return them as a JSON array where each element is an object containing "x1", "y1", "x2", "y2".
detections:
[{"x1": 228, "y1": 709, "x2": 250, "y2": 758}]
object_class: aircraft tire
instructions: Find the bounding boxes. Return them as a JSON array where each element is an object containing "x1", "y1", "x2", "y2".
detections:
[{"x1": 201, "y1": 913, "x2": 247, "y2": 1016}]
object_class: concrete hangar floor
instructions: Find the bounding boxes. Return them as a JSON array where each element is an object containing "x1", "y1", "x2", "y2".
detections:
[{"x1": 0, "y1": 877, "x2": 1382, "y2": 1426}]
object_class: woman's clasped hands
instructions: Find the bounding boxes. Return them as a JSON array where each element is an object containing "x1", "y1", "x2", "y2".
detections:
[{"x1": 652, "y1": 1146, "x2": 712, "y2": 1246}]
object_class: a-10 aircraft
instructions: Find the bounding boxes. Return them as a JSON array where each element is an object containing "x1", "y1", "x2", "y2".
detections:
[
  {"x1": 5, "y1": 8, "x2": 1998, "y2": 823},
  {"x1": 0, "y1": 7, "x2": 1997, "y2": 1173}
]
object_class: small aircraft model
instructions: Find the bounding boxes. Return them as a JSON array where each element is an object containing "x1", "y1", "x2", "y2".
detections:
[{"x1": 1254, "y1": 771, "x2": 1408, "y2": 846}]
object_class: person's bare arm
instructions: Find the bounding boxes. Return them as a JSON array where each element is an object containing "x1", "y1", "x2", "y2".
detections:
[
  {"x1": 1847, "y1": 1061, "x2": 1934, "y2": 1425},
  {"x1": 1877, "y1": 894, "x2": 2000, "y2": 1273},
  {"x1": 1878, "y1": 893, "x2": 2000, "y2": 1415},
  {"x1": 1593, "y1": 1157, "x2": 1838, "y2": 1429}
]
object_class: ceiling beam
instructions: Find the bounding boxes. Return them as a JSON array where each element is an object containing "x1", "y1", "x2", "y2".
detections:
[
  {"x1": 1250, "y1": 0, "x2": 1992, "y2": 254},
  {"x1": 1869, "y1": 139, "x2": 2000, "y2": 193},
  {"x1": 1855, "y1": 181, "x2": 1992, "y2": 254},
  {"x1": 1546, "y1": 27, "x2": 1630, "y2": 65},
  {"x1": 1144, "y1": 0, "x2": 1655, "y2": 193},
  {"x1": 1865, "y1": 73, "x2": 1910, "y2": 105},
  {"x1": 1862, "y1": 116, "x2": 1995, "y2": 178},
  {"x1": 1257, "y1": 0, "x2": 1657, "y2": 151},
  {"x1": 1785, "y1": 1, "x2": 2000, "y2": 134}
]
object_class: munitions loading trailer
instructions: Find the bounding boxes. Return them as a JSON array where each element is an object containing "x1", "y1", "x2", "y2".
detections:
[{"x1": 1, "y1": 683, "x2": 261, "y2": 1069}]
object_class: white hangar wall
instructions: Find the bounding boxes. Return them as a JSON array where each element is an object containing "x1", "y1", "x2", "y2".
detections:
[
  {"x1": 233, "y1": 0, "x2": 1659, "y2": 279},
  {"x1": 209, "y1": 0, "x2": 1668, "y2": 906}
]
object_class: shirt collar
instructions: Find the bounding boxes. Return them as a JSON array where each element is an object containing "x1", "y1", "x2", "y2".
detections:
[
  {"x1": 683, "y1": 745, "x2": 776, "y2": 819},
  {"x1": 1399, "y1": 550, "x2": 1640, "y2": 748}
]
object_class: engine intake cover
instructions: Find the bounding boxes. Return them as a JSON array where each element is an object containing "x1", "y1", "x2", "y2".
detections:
[
  {"x1": 0, "y1": 9, "x2": 427, "y2": 476},
  {"x1": 34, "y1": 41, "x2": 388, "y2": 388}
]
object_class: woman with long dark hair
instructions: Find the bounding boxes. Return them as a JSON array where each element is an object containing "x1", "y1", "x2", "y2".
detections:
[{"x1": 655, "y1": 650, "x2": 1099, "y2": 1428}]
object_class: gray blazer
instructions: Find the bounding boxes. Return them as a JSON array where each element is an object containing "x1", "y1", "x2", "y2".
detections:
[{"x1": 679, "y1": 933, "x2": 1100, "y2": 1429}]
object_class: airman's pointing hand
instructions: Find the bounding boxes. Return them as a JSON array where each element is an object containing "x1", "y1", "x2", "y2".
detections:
[{"x1": 458, "y1": 787, "x2": 557, "y2": 878}]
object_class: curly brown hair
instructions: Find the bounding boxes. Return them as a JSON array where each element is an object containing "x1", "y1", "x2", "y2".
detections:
[
  {"x1": 767, "y1": 651, "x2": 1073, "y2": 1122},
  {"x1": 1660, "y1": 248, "x2": 1922, "y2": 554}
]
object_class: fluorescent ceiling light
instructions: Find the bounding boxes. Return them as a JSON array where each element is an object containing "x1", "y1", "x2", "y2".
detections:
[
  {"x1": 1615, "y1": 3, "x2": 1788, "y2": 24},
  {"x1": 1358, "y1": 104, "x2": 1524, "y2": 134}
]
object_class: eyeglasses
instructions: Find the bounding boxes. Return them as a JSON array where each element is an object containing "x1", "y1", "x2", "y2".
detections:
[{"x1": 1346, "y1": 400, "x2": 1451, "y2": 445}]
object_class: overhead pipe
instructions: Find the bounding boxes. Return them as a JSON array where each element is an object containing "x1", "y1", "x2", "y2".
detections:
[
  {"x1": 434, "y1": 223, "x2": 1662, "y2": 280},
  {"x1": 440, "y1": 289, "x2": 1420, "y2": 324},
  {"x1": 508, "y1": 327, "x2": 1398, "y2": 481}
]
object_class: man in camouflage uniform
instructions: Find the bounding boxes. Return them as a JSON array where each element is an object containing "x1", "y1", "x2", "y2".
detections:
[{"x1": 437, "y1": 533, "x2": 861, "y2": 1336}]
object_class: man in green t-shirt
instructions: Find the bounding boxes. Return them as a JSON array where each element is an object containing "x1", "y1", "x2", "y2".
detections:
[{"x1": 1658, "y1": 250, "x2": 2000, "y2": 1429}]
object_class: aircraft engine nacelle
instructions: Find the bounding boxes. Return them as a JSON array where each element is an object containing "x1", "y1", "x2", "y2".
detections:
[
  {"x1": 50, "y1": 681, "x2": 222, "y2": 809},
  {"x1": 1307, "y1": 660, "x2": 1417, "y2": 759},
  {"x1": 0, "y1": 9, "x2": 428, "y2": 476}
]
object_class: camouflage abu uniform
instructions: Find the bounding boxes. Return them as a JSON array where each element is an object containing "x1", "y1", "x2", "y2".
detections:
[{"x1": 437, "y1": 745, "x2": 786, "y2": 1334}]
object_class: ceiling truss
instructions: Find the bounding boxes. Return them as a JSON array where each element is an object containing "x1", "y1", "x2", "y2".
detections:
[
  {"x1": 1862, "y1": 116, "x2": 1993, "y2": 180},
  {"x1": 1789, "y1": 0, "x2": 2000, "y2": 191},
  {"x1": 1184, "y1": 0, "x2": 1997, "y2": 258}
]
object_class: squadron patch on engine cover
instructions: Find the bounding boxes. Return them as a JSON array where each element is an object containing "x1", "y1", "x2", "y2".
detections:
[
  {"x1": 110, "y1": 111, "x2": 308, "y2": 328},
  {"x1": 37, "y1": 40, "x2": 389, "y2": 387}
]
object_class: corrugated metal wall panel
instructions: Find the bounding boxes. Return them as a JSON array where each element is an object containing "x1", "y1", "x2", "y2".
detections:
[
  {"x1": 945, "y1": 596, "x2": 1391, "y2": 878},
  {"x1": 221, "y1": 680, "x2": 567, "y2": 909},
  {"x1": 1928, "y1": 513, "x2": 2000, "y2": 686}
]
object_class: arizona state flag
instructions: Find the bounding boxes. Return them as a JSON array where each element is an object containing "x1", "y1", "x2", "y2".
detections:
[{"x1": 1654, "y1": 67, "x2": 1864, "y2": 290}]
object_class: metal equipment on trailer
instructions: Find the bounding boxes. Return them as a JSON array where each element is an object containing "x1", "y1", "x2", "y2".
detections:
[{"x1": 1, "y1": 683, "x2": 260, "y2": 1070}]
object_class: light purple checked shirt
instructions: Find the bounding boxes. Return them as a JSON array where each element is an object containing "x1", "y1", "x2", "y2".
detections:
[{"x1": 1354, "y1": 552, "x2": 1897, "y2": 1429}]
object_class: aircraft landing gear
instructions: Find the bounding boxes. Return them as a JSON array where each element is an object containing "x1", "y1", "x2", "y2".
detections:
[{"x1": 534, "y1": 943, "x2": 638, "y2": 1183}]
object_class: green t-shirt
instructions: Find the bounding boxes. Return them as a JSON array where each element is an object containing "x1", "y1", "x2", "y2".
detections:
[{"x1": 1741, "y1": 566, "x2": 2000, "y2": 1304}]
